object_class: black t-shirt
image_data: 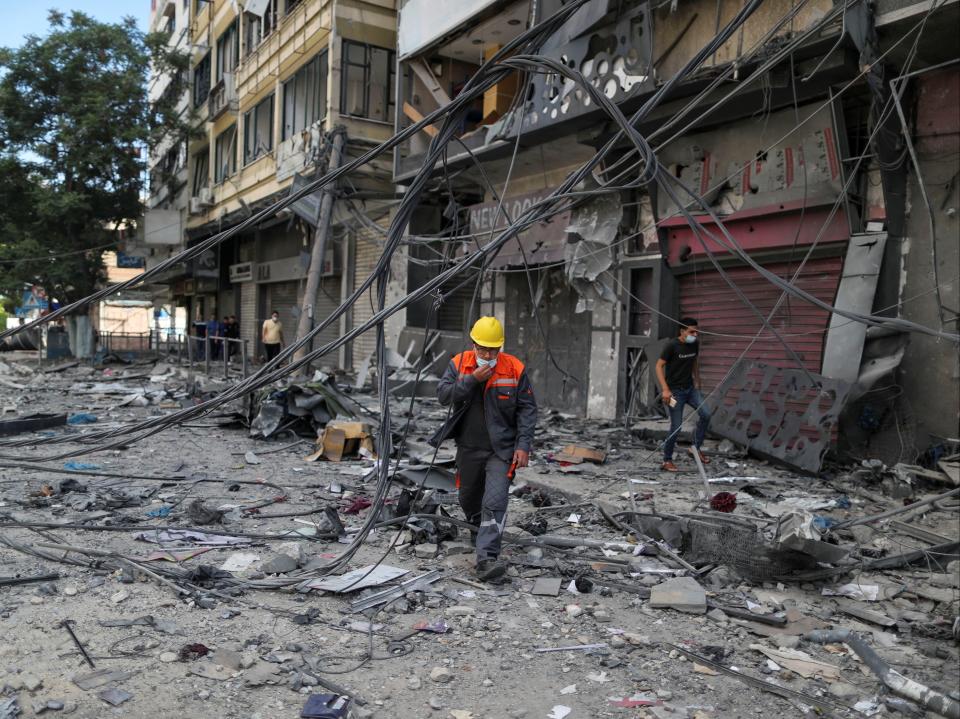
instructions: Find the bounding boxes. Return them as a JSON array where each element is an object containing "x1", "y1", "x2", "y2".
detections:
[
  {"x1": 457, "y1": 378, "x2": 492, "y2": 450},
  {"x1": 660, "y1": 338, "x2": 699, "y2": 389}
]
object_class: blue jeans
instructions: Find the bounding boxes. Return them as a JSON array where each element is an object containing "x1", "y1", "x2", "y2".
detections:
[{"x1": 663, "y1": 386, "x2": 711, "y2": 461}]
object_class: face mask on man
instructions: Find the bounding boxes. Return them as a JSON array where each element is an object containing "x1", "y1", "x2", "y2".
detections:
[
  {"x1": 684, "y1": 334, "x2": 698, "y2": 344},
  {"x1": 476, "y1": 356, "x2": 498, "y2": 368}
]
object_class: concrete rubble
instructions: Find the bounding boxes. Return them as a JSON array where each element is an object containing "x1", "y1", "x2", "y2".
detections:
[{"x1": 0, "y1": 356, "x2": 958, "y2": 718}]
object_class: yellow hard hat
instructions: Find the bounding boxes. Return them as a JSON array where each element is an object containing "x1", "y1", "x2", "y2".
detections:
[{"x1": 470, "y1": 316, "x2": 504, "y2": 348}]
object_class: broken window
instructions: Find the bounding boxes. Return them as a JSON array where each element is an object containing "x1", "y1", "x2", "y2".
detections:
[
  {"x1": 193, "y1": 53, "x2": 211, "y2": 108},
  {"x1": 192, "y1": 148, "x2": 210, "y2": 195},
  {"x1": 243, "y1": 0, "x2": 277, "y2": 56},
  {"x1": 340, "y1": 40, "x2": 395, "y2": 123},
  {"x1": 282, "y1": 52, "x2": 327, "y2": 140},
  {"x1": 216, "y1": 20, "x2": 239, "y2": 83},
  {"x1": 214, "y1": 125, "x2": 237, "y2": 183},
  {"x1": 160, "y1": 145, "x2": 179, "y2": 179},
  {"x1": 286, "y1": 0, "x2": 303, "y2": 14},
  {"x1": 243, "y1": 94, "x2": 274, "y2": 164}
]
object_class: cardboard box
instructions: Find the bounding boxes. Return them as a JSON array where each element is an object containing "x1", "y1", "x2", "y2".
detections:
[{"x1": 305, "y1": 421, "x2": 375, "y2": 462}]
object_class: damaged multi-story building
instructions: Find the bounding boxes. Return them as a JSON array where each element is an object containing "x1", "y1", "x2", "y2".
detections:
[
  {"x1": 391, "y1": 0, "x2": 959, "y2": 469},
  {"x1": 142, "y1": 0, "x2": 959, "y2": 471}
]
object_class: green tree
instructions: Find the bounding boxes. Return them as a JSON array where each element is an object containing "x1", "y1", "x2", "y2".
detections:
[{"x1": 0, "y1": 10, "x2": 192, "y2": 308}]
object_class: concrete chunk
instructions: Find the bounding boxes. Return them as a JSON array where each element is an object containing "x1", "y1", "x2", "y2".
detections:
[
  {"x1": 414, "y1": 543, "x2": 438, "y2": 559},
  {"x1": 260, "y1": 553, "x2": 299, "y2": 575},
  {"x1": 648, "y1": 576, "x2": 707, "y2": 614}
]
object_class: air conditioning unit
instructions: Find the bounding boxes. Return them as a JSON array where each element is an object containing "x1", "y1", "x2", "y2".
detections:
[
  {"x1": 229, "y1": 262, "x2": 253, "y2": 283},
  {"x1": 198, "y1": 187, "x2": 214, "y2": 205}
]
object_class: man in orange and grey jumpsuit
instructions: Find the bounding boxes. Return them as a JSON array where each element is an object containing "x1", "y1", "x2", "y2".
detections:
[{"x1": 431, "y1": 317, "x2": 538, "y2": 581}]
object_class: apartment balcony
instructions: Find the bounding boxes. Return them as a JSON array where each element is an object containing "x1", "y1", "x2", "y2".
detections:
[
  {"x1": 236, "y1": 0, "x2": 331, "y2": 97},
  {"x1": 151, "y1": 0, "x2": 175, "y2": 30},
  {"x1": 208, "y1": 73, "x2": 238, "y2": 121}
]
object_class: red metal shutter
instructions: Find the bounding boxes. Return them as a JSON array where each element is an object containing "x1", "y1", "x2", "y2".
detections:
[{"x1": 678, "y1": 256, "x2": 843, "y2": 391}]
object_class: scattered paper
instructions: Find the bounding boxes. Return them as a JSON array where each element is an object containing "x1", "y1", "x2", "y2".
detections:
[
  {"x1": 587, "y1": 671, "x2": 611, "y2": 683},
  {"x1": 853, "y1": 700, "x2": 882, "y2": 716},
  {"x1": 559, "y1": 685, "x2": 577, "y2": 695},
  {"x1": 548, "y1": 706, "x2": 572, "y2": 719},
  {"x1": 220, "y1": 552, "x2": 261, "y2": 572},
  {"x1": 566, "y1": 514, "x2": 582, "y2": 524}
]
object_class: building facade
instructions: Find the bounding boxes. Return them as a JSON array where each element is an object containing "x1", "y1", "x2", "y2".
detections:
[
  {"x1": 143, "y1": 0, "x2": 192, "y2": 276},
  {"x1": 143, "y1": 0, "x2": 959, "y2": 464},
  {"x1": 155, "y1": 0, "x2": 400, "y2": 368},
  {"x1": 391, "y1": 0, "x2": 959, "y2": 460}
]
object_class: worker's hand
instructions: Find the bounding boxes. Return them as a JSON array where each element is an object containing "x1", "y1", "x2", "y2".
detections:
[
  {"x1": 473, "y1": 364, "x2": 494, "y2": 382},
  {"x1": 512, "y1": 448, "x2": 529, "y2": 468},
  {"x1": 661, "y1": 389, "x2": 672, "y2": 403}
]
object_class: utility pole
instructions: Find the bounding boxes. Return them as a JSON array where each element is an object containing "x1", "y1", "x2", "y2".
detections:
[{"x1": 293, "y1": 128, "x2": 346, "y2": 369}]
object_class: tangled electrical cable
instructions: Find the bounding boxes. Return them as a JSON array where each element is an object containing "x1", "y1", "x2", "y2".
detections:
[{"x1": 1, "y1": 0, "x2": 957, "y2": 588}]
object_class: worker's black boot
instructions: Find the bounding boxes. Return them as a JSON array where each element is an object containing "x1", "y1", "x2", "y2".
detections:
[{"x1": 476, "y1": 558, "x2": 507, "y2": 582}]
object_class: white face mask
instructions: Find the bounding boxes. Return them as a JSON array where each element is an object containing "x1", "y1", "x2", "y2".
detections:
[{"x1": 476, "y1": 356, "x2": 497, "y2": 368}]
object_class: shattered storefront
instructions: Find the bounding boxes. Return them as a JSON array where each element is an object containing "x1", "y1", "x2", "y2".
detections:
[
  {"x1": 467, "y1": 187, "x2": 626, "y2": 416},
  {"x1": 657, "y1": 101, "x2": 896, "y2": 471}
]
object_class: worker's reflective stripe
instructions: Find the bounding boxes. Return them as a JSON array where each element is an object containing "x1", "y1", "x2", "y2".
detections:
[
  {"x1": 491, "y1": 378, "x2": 517, "y2": 387},
  {"x1": 480, "y1": 515, "x2": 507, "y2": 534}
]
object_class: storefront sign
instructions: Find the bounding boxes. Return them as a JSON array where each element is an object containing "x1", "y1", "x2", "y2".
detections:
[{"x1": 468, "y1": 188, "x2": 570, "y2": 268}]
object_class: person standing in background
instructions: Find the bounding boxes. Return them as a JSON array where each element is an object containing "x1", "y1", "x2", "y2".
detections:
[{"x1": 261, "y1": 310, "x2": 284, "y2": 363}]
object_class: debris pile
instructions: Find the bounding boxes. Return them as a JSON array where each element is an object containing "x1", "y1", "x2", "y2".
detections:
[{"x1": 0, "y1": 358, "x2": 957, "y2": 718}]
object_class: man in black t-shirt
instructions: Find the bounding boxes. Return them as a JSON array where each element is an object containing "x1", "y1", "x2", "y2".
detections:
[{"x1": 655, "y1": 317, "x2": 711, "y2": 472}]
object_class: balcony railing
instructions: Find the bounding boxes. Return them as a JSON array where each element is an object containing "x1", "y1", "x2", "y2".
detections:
[{"x1": 208, "y1": 73, "x2": 238, "y2": 121}]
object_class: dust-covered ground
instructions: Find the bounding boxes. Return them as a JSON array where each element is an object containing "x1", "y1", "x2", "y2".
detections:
[{"x1": 0, "y1": 355, "x2": 957, "y2": 719}]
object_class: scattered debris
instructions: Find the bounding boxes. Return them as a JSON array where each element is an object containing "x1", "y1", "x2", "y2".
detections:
[
  {"x1": 0, "y1": 413, "x2": 66, "y2": 436},
  {"x1": 749, "y1": 644, "x2": 841, "y2": 681},
  {"x1": 554, "y1": 445, "x2": 606, "y2": 464},
  {"x1": 301, "y1": 565, "x2": 408, "y2": 593},
  {"x1": 304, "y1": 420, "x2": 375, "y2": 462},
  {"x1": 649, "y1": 577, "x2": 707, "y2": 614},
  {"x1": 300, "y1": 694, "x2": 350, "y2": 718},
  {"x1": 1, "y1": 357, "x2": 958, "y2": 718},
  {"x1": 97, "y1": 688, "x2": 132, "y2": 707}
]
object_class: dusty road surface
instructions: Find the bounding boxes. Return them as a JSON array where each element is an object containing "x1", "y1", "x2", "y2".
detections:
[{"x1": 1, "y1": 357, "x2": 957, "y2": 719}]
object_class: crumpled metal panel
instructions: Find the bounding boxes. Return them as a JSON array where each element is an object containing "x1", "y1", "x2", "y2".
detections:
[
  {"x1": 709, "y1": 360, "x2": 852, "y2": 473},
  {"x1": 821, "y1": 233, "x2": 887, "y2": 382},
  {"x1": 564, "y1": 191, "x2": 622, "y2": 312}
]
